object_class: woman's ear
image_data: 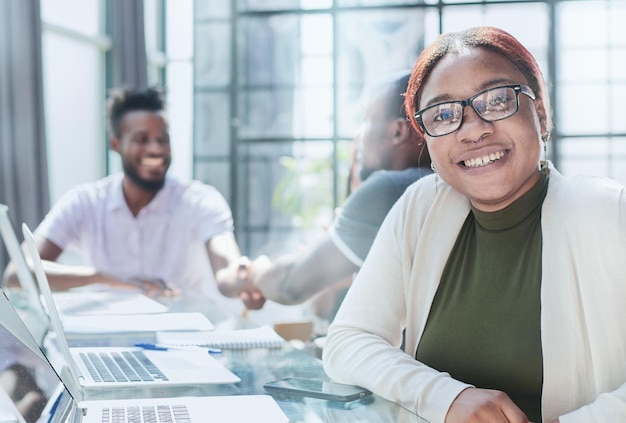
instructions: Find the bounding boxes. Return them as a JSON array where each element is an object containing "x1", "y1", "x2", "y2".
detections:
[{"x1": 534, "y1": 96, "x2": 550, "y2": 135}]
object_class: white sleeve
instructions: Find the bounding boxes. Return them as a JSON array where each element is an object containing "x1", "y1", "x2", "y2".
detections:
[
  {"x1": 35, "y1": 187, "x2": 88, "y2": 249},
  {"x1": 322, "y1": 194, "x2": 470, "y2": 423}
]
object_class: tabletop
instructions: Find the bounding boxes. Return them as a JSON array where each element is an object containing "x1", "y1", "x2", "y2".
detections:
[{"x1": 11, "y1": 289, "x2": 429, "y2": 423}]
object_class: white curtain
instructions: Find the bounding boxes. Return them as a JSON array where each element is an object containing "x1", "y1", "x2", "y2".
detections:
[{"x1": 0, "y1": 0, "x2": 49, "y2": 272}]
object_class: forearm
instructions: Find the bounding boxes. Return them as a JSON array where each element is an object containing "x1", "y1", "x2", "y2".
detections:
[
  {"x1": 37, "y1": 260, "x2": 120, "y2": 291},
  {"x1": 257, "y1": 237, "x2": 358, "y2": 305},
  {"x1": 2, "y1": 260, "x2": 102, "y2": 290},
  {"x1": 255, "y1": 256, "x2": 302, "y2": 304},
  {"x1": 323, "y1": 320, "x2": 470, "y2": 422}
]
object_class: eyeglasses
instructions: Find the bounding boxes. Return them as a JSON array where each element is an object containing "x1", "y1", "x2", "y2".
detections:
[{"x1": 414, "y1": 84, "x2": 536, "y2": 137}]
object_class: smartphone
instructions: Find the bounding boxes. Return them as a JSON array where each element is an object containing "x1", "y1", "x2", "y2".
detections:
[{"x1": 263, "y1": 377, "x2": 372, "y2": 402}]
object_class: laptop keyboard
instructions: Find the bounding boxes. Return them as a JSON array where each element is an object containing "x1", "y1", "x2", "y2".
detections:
[
  {"x1": 101, "y1": 405, "x2": 191, "y2": 423},
  {"x1": 79, "y1": 351, "x2": 169, "y2": 383}
]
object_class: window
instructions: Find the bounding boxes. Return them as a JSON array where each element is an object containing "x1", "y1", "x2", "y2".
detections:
[
  {"x1": 193, "y1": 0, "x2": 626, "y2": 256},
  {"x1": 40, "y1": 0, "x2": 109, "y2": 203}
]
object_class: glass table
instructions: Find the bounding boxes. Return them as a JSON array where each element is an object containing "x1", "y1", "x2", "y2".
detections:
[{"x1": 10, "y1": 290, "x2": 429, "y2": 422}]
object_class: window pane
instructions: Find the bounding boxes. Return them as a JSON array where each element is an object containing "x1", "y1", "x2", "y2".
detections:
[
  {"x1": 237, "y1": 15, "x2": 302, "y2": 86},
  {"x1": 237, "y1": 87, "x2": 333, "y2": 139},
  {"x1": 194, "y1": 22, "x2": 231, "y2": 87},
  {"x1": 41, "y1": 0, "x2": 100, "y2": 36},
  {"x1": 42, "y1": 33, "x2": 104, "y2": 202},
  {"x1": 442, "y1": 3, "x2": 549, "y2": 75},
  {"x1": 559, "y1": 1, "x2": 613, "y2": 48},
  {"x1": 338, "y1": 0, "x2": 421, "y2": 6},
  {"x1": 335, "y1": 9, "x2": 427, "y2": 137},
  {"x1": 559, "y1": 83, "x2": 609, "y2": 133},
  {"x1": 195, "y1": 92, "x2": 231, "y2": 157},
  {"x1": 444, "y1": 0, "x2": 524, "y2": 3},
  {"x1": 194, "y1": 159, "x2": 231, "y2": 202},
  {"x1": 166, "y1": 0, "x2": 193, "y2": 60},
  {"x1": 609, "y1": 1, "x2": 626, "y2": 45},
  {"x1": 611, "y1": 48, "x2": 626, "y2": 81},
  {"x1": 167, "y1": 62, "x2": 194, "y2": 180},
  {"x1": 237, "y1": 0, "x2": 331, "y2": 11},
  {"x1": 559, "y1": 48, "x2": 608, "y2": 82},
  {"x1": 558, "y1": 137, "x2": 626, "y2": 184},
  {"x1": 195, "y1": 0, "x2": 232, "y2": 19},
  {"x1": 237, "y1": 141, "x2": 341, "y2": 235}
]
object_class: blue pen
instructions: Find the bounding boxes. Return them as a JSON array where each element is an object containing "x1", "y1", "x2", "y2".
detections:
[
  {"x1": 134, "y1": 342, "x2": 168, "y2": 351},
  {"x1": 135, "y1": 342, "x2": 222, "y2": 354}
]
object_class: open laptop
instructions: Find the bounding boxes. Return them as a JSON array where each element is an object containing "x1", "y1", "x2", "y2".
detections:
[
  {"x1": 0, "y1": 288, "x2": 289, "y2": 423},
  {"x1": 0, "y1": 203, "x2": 169, "y2": 319},
  {"x1": 0, "y1": 204, "x2": 49, "y2": 343},
  {"x1": 21, "y1": 223, "x2": 241, "y2": 390}
]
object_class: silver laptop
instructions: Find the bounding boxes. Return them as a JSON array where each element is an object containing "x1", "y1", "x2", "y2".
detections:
[
  {"x1": 0, "y1": 203, "x2": 169, "y2": 319},
  {"x1": 21, "y1": 223, "x2": 241, "y2": 390},
  {"x1": 0, "y1": 288, "x2": 288, "y2": 423},
  {"x1": 0, "y1": 204, "x2": 49, "y2": 343}
]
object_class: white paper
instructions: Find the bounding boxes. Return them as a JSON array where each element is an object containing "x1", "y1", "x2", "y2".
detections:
[{"x1": 61, "y1": 312, "x2": 214, "y2": 334}]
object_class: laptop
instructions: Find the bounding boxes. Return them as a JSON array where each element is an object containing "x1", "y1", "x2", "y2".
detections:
[
  {"x1": 0, "y1": 203, "x2": 169, "y2": 319},
  {"x1": 0, "y1": 204, "x2": 49, "y2": 343},
  {"x1": 21, "y1": 223, "x2": 241, "y2": 390},
  {"x1": 0, "y1": 288, "x2": 289, "y2": 423}
]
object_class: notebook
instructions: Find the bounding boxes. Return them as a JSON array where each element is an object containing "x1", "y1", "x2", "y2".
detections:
[
  {"x1": 21, "y1": 223, "x2": 241, "y2": 390},
  {"x1": 0, "y1": 288, "x2": 289, "y2": 423},
  {"x1": 157, "y1": 325, "x2": 285, "y2": 350}
]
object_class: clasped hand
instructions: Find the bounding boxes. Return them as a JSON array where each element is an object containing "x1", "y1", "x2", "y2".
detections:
[
  {"x1": 446, "y1": 388, "x2": 559, "y2": 423},
  {"x1": 232, "y1": 256, "x2": 269, "y2": 310}
]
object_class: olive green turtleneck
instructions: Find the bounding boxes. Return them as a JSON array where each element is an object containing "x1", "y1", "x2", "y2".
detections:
[{"x1": 416, "y1": 171, "x2": 549, "y2": 423}]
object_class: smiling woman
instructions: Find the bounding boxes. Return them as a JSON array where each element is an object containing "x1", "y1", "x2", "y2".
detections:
[{"x1": 322, "y1": 26, "x2": 626, "y2": 423}]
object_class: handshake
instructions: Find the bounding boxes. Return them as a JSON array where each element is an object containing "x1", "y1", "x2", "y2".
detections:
[
  {"x1": 216, "y1": 255, "x2": 277, "y2": 310},
  {"x1": 217, "y1": 247, "x2": 345, "y2": 311}
]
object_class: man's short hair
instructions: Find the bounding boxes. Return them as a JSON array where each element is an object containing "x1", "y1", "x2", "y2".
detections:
[{"x1": 106, "y1": 86, "x2": 166, "y2": 138}]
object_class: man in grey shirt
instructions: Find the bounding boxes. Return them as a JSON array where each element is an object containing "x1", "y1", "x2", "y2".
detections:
[{"x1": 218, "y1": 71, "x2": 431, "y2": 311}]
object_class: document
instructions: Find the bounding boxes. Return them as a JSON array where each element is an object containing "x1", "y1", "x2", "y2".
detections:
[
  {"x1": 60, "y1": 312, "x2": 215, "y2": 347},
  {"x1": 156, "y1": 325, "x2": 284, "y2": 349}
]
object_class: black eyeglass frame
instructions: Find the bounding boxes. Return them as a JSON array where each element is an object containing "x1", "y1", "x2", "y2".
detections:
[{"x1": 413, "y1": 84, "x2": 536, "y2": 137}]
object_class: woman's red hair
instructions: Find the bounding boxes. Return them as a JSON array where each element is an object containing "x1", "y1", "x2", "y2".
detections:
[{"x1": 405, "y1": 26, "x2": 552, "y2": 135}]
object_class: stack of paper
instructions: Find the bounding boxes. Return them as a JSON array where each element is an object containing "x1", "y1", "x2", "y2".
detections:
[{"x1": 60, "y1": 312, "x2": 215, "y2": 347}]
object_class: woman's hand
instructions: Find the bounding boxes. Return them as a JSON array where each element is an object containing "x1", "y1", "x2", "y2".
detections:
[{"x1": 445, "y1": 387, "x2": 531, "y2": 423}]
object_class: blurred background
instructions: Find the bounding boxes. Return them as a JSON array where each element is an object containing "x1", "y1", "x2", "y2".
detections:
[{"x1": 1, "y1": 0, "x2": 625, "y2": 272}]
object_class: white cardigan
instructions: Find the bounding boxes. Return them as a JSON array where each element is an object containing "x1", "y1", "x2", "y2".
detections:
[{"x1": 323, "y1": 164, "x2": 626, "y2": 423}]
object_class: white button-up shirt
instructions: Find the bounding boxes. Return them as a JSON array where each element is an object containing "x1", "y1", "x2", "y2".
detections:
[{"x1": 36, "y1": 173, "x2": 243, "y2": 312}]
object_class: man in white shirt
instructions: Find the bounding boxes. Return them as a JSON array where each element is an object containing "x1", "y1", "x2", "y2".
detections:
[{"x1": 3, "y1": 87, "x2": 246, "y2": 310}]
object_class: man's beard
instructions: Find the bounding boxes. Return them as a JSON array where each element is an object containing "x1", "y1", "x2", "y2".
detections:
[{"x1": 122, "y1": 161, "x2": 167, "y2": 192}]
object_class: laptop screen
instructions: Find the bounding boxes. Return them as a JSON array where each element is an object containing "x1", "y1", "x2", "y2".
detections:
[
  {"x1": 0, "y1": 204, "x2": 49, "y2": 344},
  {"x1": 0, "y1": 289, "x2": 73, "y2": 423}
]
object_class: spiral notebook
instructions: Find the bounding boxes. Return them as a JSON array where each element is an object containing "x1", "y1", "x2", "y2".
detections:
[{"x1": 156, "y1": 325, "x2": 285, "y2": 350}]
